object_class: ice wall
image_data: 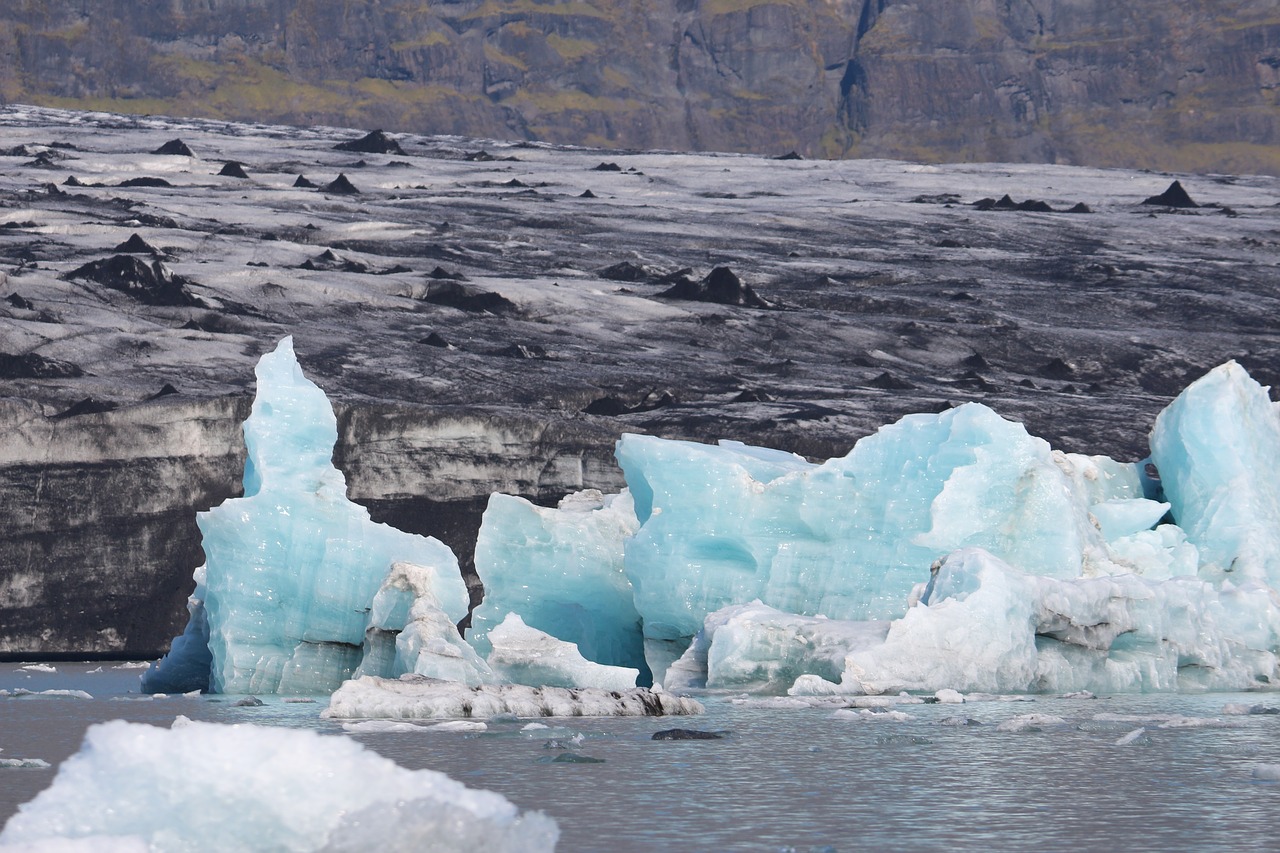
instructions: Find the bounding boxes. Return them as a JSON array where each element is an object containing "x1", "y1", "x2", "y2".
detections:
[
  {"x1": 147, "y1": 338, "x2": 470, "y2": 694},
  {"x1": 0, "y1": 718, "x2": 558, "y2": 851}
]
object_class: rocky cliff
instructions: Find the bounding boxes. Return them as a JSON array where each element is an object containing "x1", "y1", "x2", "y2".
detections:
[{"x1": 0, "y1": 0, "x2": 1278, "y2": 174}]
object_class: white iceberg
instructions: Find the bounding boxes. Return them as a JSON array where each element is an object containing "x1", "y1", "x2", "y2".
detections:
[
  {"x1": 323, "y1": 675, "x2": 703, "y2": 720},
  {"x1": 0, "y1": 719, "x2": 557, "y2": 852}
]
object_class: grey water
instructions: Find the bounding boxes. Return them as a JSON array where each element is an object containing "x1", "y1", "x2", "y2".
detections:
[{"x1": 2, "y1": 664, "x2": 1279, "y2": 852}]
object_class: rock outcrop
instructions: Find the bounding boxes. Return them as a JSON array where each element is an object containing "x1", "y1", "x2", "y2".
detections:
[{"x1": 0, "y1": 1, "x2": 1278, "y2": 174}]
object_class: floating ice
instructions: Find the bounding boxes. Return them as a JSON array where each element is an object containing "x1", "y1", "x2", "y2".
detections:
[
  {"x1": 1253, "y1": 764, "x2": 1280, "y2": 782},
  {"x1": 470, "y1": 490, "x2": 645, "y2": 677},
  {"x1": 995, "y1": 714, "x2": 1070, "y2": 732},
  {"x1": 18, "y1": 664, "x2": 56, "y2": 674},
  {"x1": 1114, "y1": 727, "x2": 1146, "y2": 746},
  {"x1": 0, "y1": 758, "x2": 50, "y2": 769},
  {"x1": 322, "y1": 675, "x2": 703, "y2": 720},
  {"x1": 616, "y1": 406, "x2": 1147, "y2": 681},
  {"x1": 0, "y1": 719, "x2": 557, "y2": 852},
  {"x1": 145, "y1": 338, "x2": 469, "y2": 695},
  {"x1": 486, "y1": 613, "x2": 639, "y2": 691}
]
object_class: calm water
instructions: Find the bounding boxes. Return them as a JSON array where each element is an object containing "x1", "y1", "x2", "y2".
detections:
[{"x1": 2, "y1": 663, "x2": 1279, "y2": 852}]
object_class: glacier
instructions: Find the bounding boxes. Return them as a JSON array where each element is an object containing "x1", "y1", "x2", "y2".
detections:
[
  {"x1": 0, "y1": 718, "x2": 557, "y2": 852},
  {"x1": 145, "y1": 338, "x2": 470, "y2": 695},
  {"x1": 475, "y1": 360, "x2": 1280, "y2": 695}
]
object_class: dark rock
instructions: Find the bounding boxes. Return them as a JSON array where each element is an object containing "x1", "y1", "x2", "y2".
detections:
[
  {"x1": 293, "y1": 175, "x2": 317, "y2": 188},
  {"x1": 1038, "y1": 357, "x2": 1076, "y2": 380},
  {"x1": 232, "y1": 695, "x2": 264, "y2": 707},
  {"x1": 298, "y1": 249, "x2": 370, "y2": 274},
  {"x1": 651, "y1": 728, "x2": 726, "y2": 740},
  {"x1": 420, "y1": 332, "x2": 452, "y2": 348},
  {"x1": 63, "y1": 255, "x2": 207, "y2": 307},
  {"x1": 464, "y1": 150, "x2": 497, "y2": 162},
  {"x1": 773, "y1": 151, "x2": 803, "y2": 160},
  {"x1": 598, "y1": 261, "x2": 650, "y2": 282},
  {"x1": 52, "y1": 397, "x2": 118, "y2": 419},
  {"x1": 994, "y1": 194, "x2": 1018, "y2": 210},
  {"x1": 113, "y1": 233, "x2": 160, "y2": 254},
  {"x1": 151, "y1": 139, "x2": 195, "y2": 156},
  {"x1": 1141, "y1": 180, "x2": 1198, "y2": 208},
  {"x1": 583, "y1": 391, "x2": 674, "y2": 416},
  {"x1": 377, "y1": 264, "x2": 413, "y2": 275},
  {"x1": 501, "y1": 178, "x2": 526, "y2": 188},
  {"x1": 63, "y1": 176, "x2": 88, "y2": 187},
  {"x1": 1017, "y1": 199, "x2": 1054, "y2": 212},
  {"x1": 869, "y1": 371, "x2": 916, "y2": 390},
  {"x1": 938, "y1": 238, "x2": 967, "y2": 248},
  {"x1": 427, "y1": 266, "x2": 466, "y2": 281},
  {"x1": 912, "y1": 193, "x2": 962, "y2": 204},
  {"x1": 24, "y1": 151, "x2": 64, "y2": 168},
  {"x1": 334, "y1": 130, "x2": 407, "y2": 156},
  {"x1": 657, "y1": 266, "x2": 774, "y2": 309},
  {"x1": 117, "y1": 177, "x2": 172, "y2": 188},
  {"x1": 148, "y1": 383, "x2": 179, "y2": 399},
  {"x1": 592, "y1": 162, "x2": 622, "y2": 172},
  {"x1": 730, "y1": 388, "x2": 773, "y2": 403},
  {"x1": 579, "y1": 189, "x2": 597, "y2": 198},
  {"x1": 5, "y1": 293, "x2": 34, "y2": 310},
  {"x1": 1067, "y1": 202, "x2": 1093, "y2": 213},
  {"x1": 218, "y1": 161, "x2": 250, "y2": 179},
  {"x1": 961, "y1": 352, "x2": 990, "y2": 370},
  {"x1": 420, "y1": 281, "x2": 518, "y2": 314},
  {"x1": 0, "y1": 352, "x2": 83, "y2": 379},
  {"x1": 319, "y1": 174, "x2": 360, "y2": 195}
]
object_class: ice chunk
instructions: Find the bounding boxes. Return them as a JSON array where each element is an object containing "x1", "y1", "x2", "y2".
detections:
[
  {"x1": 486, "y1": 614, "x2": 638, "y2": 691},
  {"x1": 995, "y1": 713, "x2": 1070, "y2": 732},
  {"x1": 664, "y1": 600, "x2": 887, "y2": 693},
  {"x1": 148, "y1": 338, "x2": 468, "y2": 695},
  {"x1": 1150, "y1": 361, "x2": 1280, "y2": 585},
  {"x1": 616, "y1": 405, "x2": 1116, "y2": 680},
  {"x1": 322, "y1": 675, "x2": 703, "y2": 720},
  {"x1": 470, "y1": 490, "x2": 646, "y2": 677},
  {"x1": 0, "y1": 719, "x2": 557, "y2": 852},
  {"x1": 841, "y1": 548, "x2": 1280, "y2": 695},
  {"x1": 1114, "y1": 727, "x2": 1146, "y2": 745},
  {"x1": 1088, "y1": 498, "x2": 1170, "y2": 541},
  {"x1": 1253, "y1": 764, "x2": 1280, "y2": 782},
  {"x1": 0, "y1": 758, "x2": 50, "y2": 768},
  {"x1": 356, "y1": 561, "x2": 495, "y2": 687}
]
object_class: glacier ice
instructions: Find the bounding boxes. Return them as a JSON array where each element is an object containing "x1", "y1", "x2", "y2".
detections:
[
  {"x1": 145, "y1": 338, "x2": 469, "y2": 695},
  {"x1": 0, "y1": 719, "x2": 557, "y2": 852},
  {"x1": 469, "y1": 490, "x2": 646, "y2": 677},
  {"x1": 486, "y1": 613, "x2": 639, "y2": 690}
]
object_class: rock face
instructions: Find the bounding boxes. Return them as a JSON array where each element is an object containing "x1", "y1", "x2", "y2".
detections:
[{"x1": 1, "y1": 1, "x2": 1278, "y2": 174}]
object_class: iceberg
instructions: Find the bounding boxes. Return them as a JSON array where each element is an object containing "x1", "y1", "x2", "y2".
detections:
[
  {"x1": 145, "y1": 338, "x2": 469, "y2": 694},
  {"x1": 616, "y1": 404, "x2": 1150, "y2": 681},
  {"x1": 469, "y1": 490, "x2": 646, "y2": 677},
  {"x1": 0, "y1": 718, "x2": 557, "y2": 852},
  {"x1": 486, "y1": 613, "x2": 639, "y2": 690},
  {"x1": 323, "y1": 675, "x2": 703, "y2": 720}
]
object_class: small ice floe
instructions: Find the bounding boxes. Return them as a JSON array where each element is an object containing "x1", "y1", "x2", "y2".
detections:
[
  {"x1": 1223, "y1": 703, "x2": 1280, "y2": 716},
  {"x1": 283, "y1": 698, "x2": 316, "y2": 704},
  {"x1": 342, "y1": 720, "x2": 428, "y2": 733},
  {"x1": 183, "y1": 690, "x2": 202, "y2": 698},
  {"x1": 172, "y1": 715, "x2": 194, "y2": 728},
  {"x1": 111, "y1": 662, "x2": 151, "y2": 670},
  {"x1": 19, "y1": 664, "x2": 56, "y2": 673},
  {"x1": 1156, "y1": 716, "x2": 1241, "y2": 729},
  {"x1": 995, "y1": 714, "x2": 1070, "y2": 732},
  {"x1": 935, "y1": 689, "x2": 964, "y2": 704},
  {"x1": 1252, "y1": 764, "x2": 1280, "y2": 782},
  {"x1": 937, "y1": 716, "x2": 983, "y2": 727},
  {"x1": 1114, "y1": 727, "x2": 1146, "y2": 746},
  {"x1": 1061, "y1": 690, "x2": 1096, "y2": 700},
  {"x1": 0, "y1": 758, "x2": 51, "y2": 769},
  {"x1": 521, "y1": 723, "x2": 550, "y2": 731},
  {"x1": 87, "y1": 666, "x2": 103, "y2": 674},
  {"x1": 233, "y1": 696, "x2": 264, "y2": 707},
  {"x1": 832, "y1": 708, "x2": 914, "y2": 723},
  {"x1": 427, "y1": 721, "x2": 488, "y2": 733},
  {"x1": 2, "y1": 688, "x2": 92, "y2": 700},
  {"x1": 728, "y1": 696, "x2": 815, "y2": 710}
]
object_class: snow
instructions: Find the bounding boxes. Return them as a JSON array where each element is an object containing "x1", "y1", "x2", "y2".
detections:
[
  {"x1": 322, "y1": 675, "x2": 703, "y2": 720},
  {"x1": 0, "y1": 720, "x2": 556, "y2": 852}
]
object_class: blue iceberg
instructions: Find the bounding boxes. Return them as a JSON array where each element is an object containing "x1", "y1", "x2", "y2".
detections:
[{"x1": 145, "y1": 338, "x2": 470, "y2": 695}]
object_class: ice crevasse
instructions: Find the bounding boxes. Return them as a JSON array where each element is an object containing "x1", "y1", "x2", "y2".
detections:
[{"x1": 478, "y1": 360, "x2": 1280, "y2": 695}]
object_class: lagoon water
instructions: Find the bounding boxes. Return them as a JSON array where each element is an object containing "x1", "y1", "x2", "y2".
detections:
[{"x1": 2, "y1": 664, "x2": 1278, "y2": 852}]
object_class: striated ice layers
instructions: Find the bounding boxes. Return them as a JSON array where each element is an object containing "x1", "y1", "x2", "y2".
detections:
[
  {"x1": 145, "y1": 338, "x2": 469, "y2": 695},
  {"x1": 0, "y1": 718, "x2": 557, "y2": 852},
  {"x1": 477, "y1": 361, "x2": 1280, "y2": 695}
]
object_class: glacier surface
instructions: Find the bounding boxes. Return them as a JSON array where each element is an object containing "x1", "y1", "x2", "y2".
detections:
[{"x1": 0, "y1": 718, "x2": 557, "y2": 852}]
